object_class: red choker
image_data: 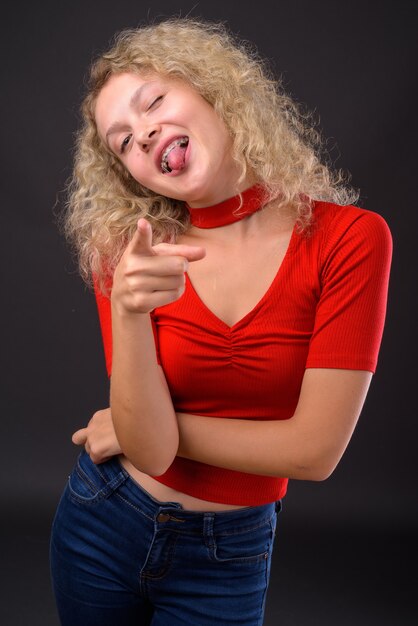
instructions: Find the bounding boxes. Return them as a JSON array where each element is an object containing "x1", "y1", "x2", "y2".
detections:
[{"x1": 186, "y1": 184, "x2": 268, "y2": 228}]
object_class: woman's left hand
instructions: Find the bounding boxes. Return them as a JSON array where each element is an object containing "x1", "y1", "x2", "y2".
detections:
[{"x1": 72, "y1": 408, "x2": 122, "y2": 464}]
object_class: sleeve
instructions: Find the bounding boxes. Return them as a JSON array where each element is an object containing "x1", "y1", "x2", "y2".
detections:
[
  {"x1": 93, "y1": 278, "x2": 161, "y2": 378},
  {"x1": 305, "y1": 209, "x2": 392, "y2": 373},
  {"x1": 93, "y1": 280, "x2": 113, "y2": 378}
]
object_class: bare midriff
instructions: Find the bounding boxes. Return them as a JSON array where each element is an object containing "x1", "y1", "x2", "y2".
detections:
[{"x1": 119, "y1": 456, "x2": 248, "y2": 511}]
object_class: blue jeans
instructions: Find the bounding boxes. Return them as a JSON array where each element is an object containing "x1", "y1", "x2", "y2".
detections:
[{"x1": 50, "y1": 450, "x2": 281, "y2": 625}]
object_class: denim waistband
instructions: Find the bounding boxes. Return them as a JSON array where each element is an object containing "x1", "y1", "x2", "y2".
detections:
[{"x1": 88, "y1": 452, "x2": 281, "y2": 534}]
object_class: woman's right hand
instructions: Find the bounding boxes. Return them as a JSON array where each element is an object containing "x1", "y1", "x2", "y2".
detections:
[
  {"x1": 111, "y1": 218, "x2": 205, "y2": 315},
  {"x1": 108, "y1": 218, "x2": 204, "y2": 474}
]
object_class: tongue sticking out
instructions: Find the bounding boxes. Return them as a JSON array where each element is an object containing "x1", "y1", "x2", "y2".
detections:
[{"x1": 166, "y1": 144, "x2": 187, "y2": 172}]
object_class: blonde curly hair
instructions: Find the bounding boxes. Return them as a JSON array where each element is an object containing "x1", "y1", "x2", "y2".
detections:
[{"x1": 63, "y1": 17, "x2": 357, "y2": 292}]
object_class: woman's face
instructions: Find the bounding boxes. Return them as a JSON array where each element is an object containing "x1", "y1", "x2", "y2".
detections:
[{"x1": 95, "y1": 72, "x2": 246, "y2": 207}]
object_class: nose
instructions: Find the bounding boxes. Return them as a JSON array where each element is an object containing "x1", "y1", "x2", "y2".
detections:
[{"x1": 135, "y1": 124, "x2": 161, "y2": 152}]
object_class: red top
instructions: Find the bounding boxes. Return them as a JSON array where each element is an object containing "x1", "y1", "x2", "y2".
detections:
[{"x1": 94, "y1": 201, "x2": 392, "y2": 506}]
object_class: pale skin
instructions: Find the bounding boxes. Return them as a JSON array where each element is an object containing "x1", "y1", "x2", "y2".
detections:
[{"x1": 73, "y1": 71, "x2": 373, "y2": 509}]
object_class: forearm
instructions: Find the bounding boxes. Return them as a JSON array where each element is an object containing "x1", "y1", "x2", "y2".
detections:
[
  {"x1": 176, "y1": 369, "x2": 372, "y2": 480},
  {"x1": 176, "y1": 413, "x2": 317, "y2": 479},
  {"x1": 110, "y1": 308, "x2": 178, "y2": 475}
]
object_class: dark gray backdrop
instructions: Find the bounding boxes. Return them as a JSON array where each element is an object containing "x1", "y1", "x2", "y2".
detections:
[{"x1": 1, "y1": 1, "x2": 416, "y2": 624}]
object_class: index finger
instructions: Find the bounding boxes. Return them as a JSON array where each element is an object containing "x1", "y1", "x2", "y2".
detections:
[{"x1": 127, "y1": 218, "x2": 154, "y2": 257}]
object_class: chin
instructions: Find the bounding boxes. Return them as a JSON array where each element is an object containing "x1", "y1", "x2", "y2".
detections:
[{"x1": 176, "y1": 176, "x2": 215, "y2": 207}]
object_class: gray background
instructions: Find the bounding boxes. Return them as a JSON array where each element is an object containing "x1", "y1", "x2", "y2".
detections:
[{"x1": 1, "y1": 0, "x2": 416, "y2": 624}]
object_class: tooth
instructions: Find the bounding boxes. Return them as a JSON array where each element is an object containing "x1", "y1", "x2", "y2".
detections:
[{"x1": 160, "y1": 137, "x2": 188, "y2": 173}]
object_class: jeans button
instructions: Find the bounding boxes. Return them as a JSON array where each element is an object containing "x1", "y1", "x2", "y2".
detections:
[{"x1": 157, "y1": 513, "x2": 171, "y2": 522}]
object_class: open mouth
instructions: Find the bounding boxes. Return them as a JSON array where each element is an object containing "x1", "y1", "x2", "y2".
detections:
[{"x1": 160, "y1": 136, "x2": 189, "y2": 174}]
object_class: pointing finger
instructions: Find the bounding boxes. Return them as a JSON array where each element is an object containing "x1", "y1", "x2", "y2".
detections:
[
  {"x1": 126, "y1": 219, "x2": 206, "y2": 263},
  {"x1": 127, "y1": 218, "x2": 154, "y2": 256}
]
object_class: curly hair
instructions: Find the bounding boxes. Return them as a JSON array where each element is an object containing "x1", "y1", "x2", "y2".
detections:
[{"x1": 63, "y1": 17, "x2": 358, "y2": 292}]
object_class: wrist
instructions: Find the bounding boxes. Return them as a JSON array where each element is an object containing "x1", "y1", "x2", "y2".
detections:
[{"x1": 110, "y1": 296, "x2": 151, "y2": 319}]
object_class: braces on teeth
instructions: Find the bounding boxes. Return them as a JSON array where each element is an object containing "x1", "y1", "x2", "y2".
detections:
[{"x1": 161, "y1": 137, "x2": 188, "y2": 173}]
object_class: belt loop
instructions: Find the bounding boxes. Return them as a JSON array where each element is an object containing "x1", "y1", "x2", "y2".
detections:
[
  {"x1": 96, "y1": 456, "x2": 124, "y2": 484},
  {"x1": 203, "y1": 512, "x2": 215, "y2": 549},
  {"x1": 95, "y1": 458, "x2": 128, "y2": 493}
]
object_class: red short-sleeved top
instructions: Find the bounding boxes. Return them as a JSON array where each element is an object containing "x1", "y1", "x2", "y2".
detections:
[{"x1": 94, "y1": 201, "x2": 392, "y2": 505}]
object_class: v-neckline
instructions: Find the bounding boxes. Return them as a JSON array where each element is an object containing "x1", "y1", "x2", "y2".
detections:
[{"x1": 184, "y1": 223, "x2": 299, "y2": 331}]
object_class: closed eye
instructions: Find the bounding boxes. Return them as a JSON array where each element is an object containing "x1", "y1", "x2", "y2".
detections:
[{"x1": 148, "y1": 95, "x2": 164, "y2": 110}]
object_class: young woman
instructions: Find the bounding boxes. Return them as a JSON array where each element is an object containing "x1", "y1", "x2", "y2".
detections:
[{"x1": 50, "y1": 18, "x2": 392, "y2": 626}]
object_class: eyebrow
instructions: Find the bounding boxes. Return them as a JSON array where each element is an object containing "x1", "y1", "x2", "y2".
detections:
[
  {"x1": 105, "y1": 122, "x2": 129, "y2": 144},
  {"x1": 130, "y1": 84, "x2": 147, "y2": 109},
  {"x1": 105, "y1": 84, "x2": 149, "y2": 144}
]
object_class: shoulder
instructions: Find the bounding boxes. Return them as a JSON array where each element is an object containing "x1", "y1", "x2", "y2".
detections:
[{"x1": 310, "y1": 201, "x2": 392, "y2": 259}]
